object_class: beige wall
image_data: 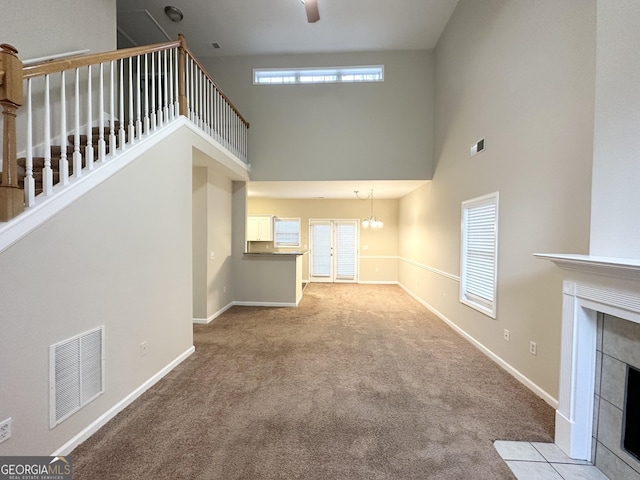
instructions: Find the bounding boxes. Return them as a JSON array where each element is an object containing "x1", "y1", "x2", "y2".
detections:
[
  {"x1": 205, "y1": 170, "x2": 234, "y2": 315},
  {"x1": 247, "y1": 196, "x2": 399, "y2": 282},
  {"x1": 192, "y1": 168, "x2": 208, "y2": 318},
  {"x1": 398, "y1": 0, "x2": 596, "y2": 401},
  {"x1": 0, "y1": 130, "x2": 194, "y2": 455},
  {"x1": 590, "y1": 0, "x2": 640, "y2": 258},
  {"x1": 193, "y1": 165, "x2": 235, "y2": 321},
  {"x1": 205, "y1": 50, "x2": 434, "y2": 182}
]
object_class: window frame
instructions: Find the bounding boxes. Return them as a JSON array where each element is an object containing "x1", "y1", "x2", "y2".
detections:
[
  {"x1": 253, "y1": 66, "x2": 384, "y2": 86},
  {"x1": 459, "y1": 192, "x2": 499, "y2": 319},
  {"x1": 274, "y1": 217, "x2": 301, "y2": 248}
]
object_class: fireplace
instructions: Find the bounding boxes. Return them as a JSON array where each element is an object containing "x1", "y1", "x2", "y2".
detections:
[
  {"x1": 535, "y1": 254, "x2": 640, "y2": 479},
  {"x1": 624, "y1": 365, "x2": 640, "y2": 461}
]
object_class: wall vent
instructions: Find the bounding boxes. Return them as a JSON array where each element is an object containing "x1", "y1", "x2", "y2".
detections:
[{"x1": 49, "y1": 327, "x2": 104, "y2": 428}]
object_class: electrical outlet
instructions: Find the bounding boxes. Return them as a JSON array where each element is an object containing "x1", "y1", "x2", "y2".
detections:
[
  {"x1": 0, "y1": 418, "x2": 12, "y2": 444},
  {"x1": 140, "y1": 341, "x2": 148, "y2": 357},
  {"x1": 223, "y1": 286, "x2": 226, "y2": 293},
  {"x1": 530, "y1": 341, "x2": 537, "y2": 355},
  {"x1": 503, "y1": 329, "x2": 510, "y2": 342}
]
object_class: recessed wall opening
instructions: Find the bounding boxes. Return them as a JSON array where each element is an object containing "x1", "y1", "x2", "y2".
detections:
[{"x1": 623, "y1": 365, "x2": 640, "y2": 461}]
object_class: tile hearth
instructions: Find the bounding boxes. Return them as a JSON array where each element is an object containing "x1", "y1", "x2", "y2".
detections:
[{"x1": 494, "y1": 441, "x2": 609, "y2": 479}]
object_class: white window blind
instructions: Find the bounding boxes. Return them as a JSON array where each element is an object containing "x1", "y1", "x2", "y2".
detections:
[
  {"x1": 311, "y1": 224, "x2": 332, "y2": 277},
  {"x1": 274, "y1": 218, "x2": 300, "y2": 247},
  {"x1": 335, "y1": 222, "x2": 356, "y2": 280},
  {"x1": 460, "y1": 192, "x2": 499, "y2": 318}
]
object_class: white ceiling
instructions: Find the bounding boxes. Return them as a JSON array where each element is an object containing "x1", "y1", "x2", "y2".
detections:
[
  {"x1": 117, "y1": 0, "x2": 455, "y2": 199},
  {"x1": 116, "y1": 0, "x2": 459, "y2": 58},
  {"x1": 247, "y1": 180, "x2": 429, "y2": 199}
]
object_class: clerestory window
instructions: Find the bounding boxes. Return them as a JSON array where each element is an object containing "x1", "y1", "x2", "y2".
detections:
[{"x1": 253, "y1": 66, "x2": 384, "y2": 85}]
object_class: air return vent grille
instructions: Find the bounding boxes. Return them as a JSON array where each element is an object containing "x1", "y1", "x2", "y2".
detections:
[{"x1": 50, "y1": 327, "x2": 104, "y2": 428}]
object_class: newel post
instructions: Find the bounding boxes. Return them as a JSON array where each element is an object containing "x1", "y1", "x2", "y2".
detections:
[
  {"x1": 177, "y1": 34, "x2": 188, "y2": 117},
  {"x1": 0, "y1": 43, "x2": 24, "y2": 221}
]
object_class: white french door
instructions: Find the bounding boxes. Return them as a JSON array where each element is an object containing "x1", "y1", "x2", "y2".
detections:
[{"x1": 309, "y1": 220, "x2": 358, "y2": 283}]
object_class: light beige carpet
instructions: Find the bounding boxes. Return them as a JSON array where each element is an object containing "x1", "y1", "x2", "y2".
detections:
[{"x1": 71, "y1": 284, "x2": 554, "y2": 479}]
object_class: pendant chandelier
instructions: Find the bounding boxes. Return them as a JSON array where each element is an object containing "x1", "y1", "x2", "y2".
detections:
[{"x1": 355, "y1": 189, "x2": 383, "y2": 229}]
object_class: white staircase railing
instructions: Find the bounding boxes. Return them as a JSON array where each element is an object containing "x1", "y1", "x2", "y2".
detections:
[{"x1": 0, "y1": 35, "x2": 250, "y2": 222}]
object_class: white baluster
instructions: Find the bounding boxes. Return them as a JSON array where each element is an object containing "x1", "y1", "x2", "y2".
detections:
[
  {"x1": 128, "y1": 57, "x2": 135, "y2": 141},
  {"x1": 24, "y1": 79, "x2": 35, "y2": 206},
  {"x1": 196, "y1": 67, "x2": 203, "y2": 128},
  {"x1": 244, "y1": 122, "x2": 248, "y2": 161},
  {"x1": 233, "y1": 113, "x2": 237, "y2": 156},
  {"x1": 231, "y1": 111, "x2": 235, "y2": 155},
  {"x1": 218, "y1": 91, "x2": 226, "y2": 145},
  {"x1": 241, "y1": 122, "x2": 245, "y2": 161},
  {"x1": 144, "y1": 53, "x2": 150, "y2": 134},
  {"x1": 184, "y1": 56, "x2": 190, "y2": 120},
  {"x1": 43, "y1": 75, "x2": 53, "y2": 195},
  {"x1": 206, "y1": 81, "x2": 210, "y2": 134},
  {"x1": 150, "y1": 52, "x2": 157, "y2": 130},
  {"x1": 135, "y1": 55, "x2": 142, "y2": 138},
  {"x1": 222, "y1": 98, "x2": 229, "y2": 148},
  {"x1": 168, "y1": 48, "x2": 174, "y2": 119},
  {"x1": 163, "y1": 50, "x2": 169, "y2": 121},
  {"x1": 86, "y1": 65, "x2": 94, "y2": 170},
  {"x1": 98, "y1": 63, "x2": 106, "y2": 162},
  {"x1": 136, "y1": 55, "x2": 142, "y2": 138},
  {"x1": 213, "y1": 86, "x2": 219, "y2": 139},
  {"x1": 109, "y1": 60, "x2": 117, "y2": 155},
  {"x1": 59, "y1": 71, "x2": 69, "y2": 185},
  {"x1": 157, "y1": 51, "x2": 164, "y2": 125},
  {"x1": 73, "y1": 68, "x2": 82, "y2": 178},
  {"x1": 118, "y1": 59, "x2": 126, "y2": 149},
  {"x1": 184, "y1": 55, "x2": 193, "y2": 120},
  {"x1": 174, "y1": 48, "x2": 180, "y2": 115}
]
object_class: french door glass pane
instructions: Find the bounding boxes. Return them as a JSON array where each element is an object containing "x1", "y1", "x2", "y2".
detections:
[
  {"x1": 311, "y1": 224, "x2": 331, "y2": 277},
  {"x1": 336, "y1": 223, "x2": 356, "y2": 279}
]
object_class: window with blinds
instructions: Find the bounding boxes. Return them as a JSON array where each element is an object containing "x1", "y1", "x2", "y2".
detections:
[
  {"x1": 460, "y1": 192, "x2": 499, "y2": 318},
  {"x1": 274, "y1": 218, "x2": 301, "y2": 247}
]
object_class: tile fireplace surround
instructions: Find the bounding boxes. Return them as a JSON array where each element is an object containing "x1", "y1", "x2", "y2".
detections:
[{"x1": 536, "y1": 254, "x2": 640, "y2": 479}]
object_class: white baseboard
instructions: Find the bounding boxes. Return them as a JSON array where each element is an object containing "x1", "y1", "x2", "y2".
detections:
[
  {"x1": 193, "y1": 302, "x2": 234, "y2": 324},
  {"x1": 358, "y1": 280, "x2": 399, "y2": 285},
  {"x1": 399, "y1": 283, "x2": 558, "y2": 409},
  {"x1": 233, "y1": 301, "x2": 297, "y2": 307},
  {"x1": 52, "y1": 345, "x2": 195, "y2": 456}
]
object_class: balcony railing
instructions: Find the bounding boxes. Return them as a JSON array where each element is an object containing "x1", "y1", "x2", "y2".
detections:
[{"x1": 0, "y1": 35, "x2": 249, "y2": 222}]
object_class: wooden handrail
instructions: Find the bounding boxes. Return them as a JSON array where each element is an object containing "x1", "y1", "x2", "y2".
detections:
[
  {"x1": 182, "y1": 44, "x2": 250, "y2": 128},
  {"x1": 23, "y1": 40, "x2": 181, "y2": 79},
  {"x1": 21, "y1": 36, "x2": 249, "y2": 128}
]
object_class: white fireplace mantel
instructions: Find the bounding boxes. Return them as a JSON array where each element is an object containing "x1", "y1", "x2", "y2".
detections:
[{"x1": 535, "y1": 253, "x2": 640, "y2": 460}]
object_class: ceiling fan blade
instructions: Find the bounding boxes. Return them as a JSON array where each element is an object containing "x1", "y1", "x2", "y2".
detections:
[{"x1": 305, "y1": 0, "x2": 320, "y2": 23}]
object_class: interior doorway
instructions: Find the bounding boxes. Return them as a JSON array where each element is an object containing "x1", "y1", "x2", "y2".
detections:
[{"x1": 309, "y1": 220, "x2": 358, "y2": 283}]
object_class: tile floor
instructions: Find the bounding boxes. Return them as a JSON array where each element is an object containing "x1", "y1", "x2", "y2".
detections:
[{"x1": 494, "y1": 441, "x2": 610, "y2": 479}]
